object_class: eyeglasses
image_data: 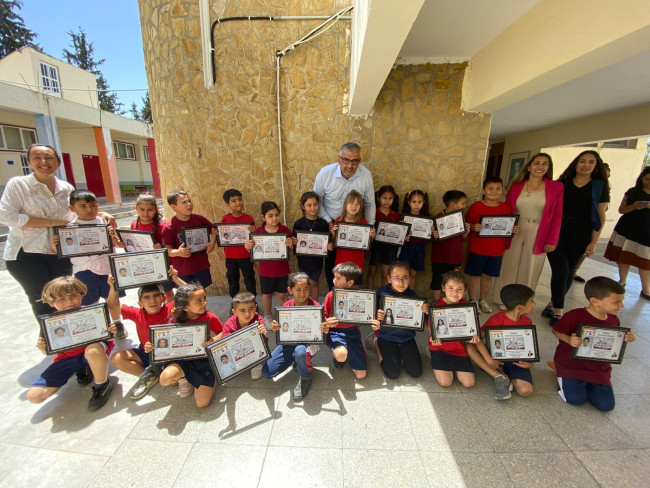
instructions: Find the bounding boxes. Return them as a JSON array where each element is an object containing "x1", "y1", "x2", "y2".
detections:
[
  {"x1": 339, "y1": 156, "x2": 361, "y2": 165},
  {"x1": 390, "y1": 276, "x2": 410, "y2": 283}
]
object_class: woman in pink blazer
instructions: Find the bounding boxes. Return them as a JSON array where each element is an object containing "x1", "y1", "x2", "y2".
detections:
[{"x1": 492, "y1": 153, "x2": 564, "y2": 308}]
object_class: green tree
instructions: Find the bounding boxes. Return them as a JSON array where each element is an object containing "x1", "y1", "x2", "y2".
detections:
[
  {"x1": 63, "y1": 27, "x2": 122, "y2": 113},
  {"x1": 128, "y1": 102, "x2": 142, "y2": 121},
  {"x1": 140, "y1": 91, "x2": 152, "y2": 124},
  {"x1": 0, "y1": 0, "x2": 40, "y2": 58}
]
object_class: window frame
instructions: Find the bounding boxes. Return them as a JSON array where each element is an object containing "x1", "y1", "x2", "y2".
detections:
[
  {"x1": 0, "y1": 124, "x2": 38, "y2": 152},
  {"x1": 113, "y1": 141, "x2": 136, "y2": 160},
  {"x1": 39, "y1": 62, "x2": 61, "y2": 97}
]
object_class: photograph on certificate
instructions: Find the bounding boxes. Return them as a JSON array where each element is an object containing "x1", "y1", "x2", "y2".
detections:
[
  {"x1": 181, "y1": 225, "x2": 210, "y2": 254},
  {"x1": 571, "y1": 324, "x2": 630, "y2": 364},
  {"x1": 335, "y1": 223, "x2": 372, "y2": 251},
  {"x1": 484, "y1": 326, "x2": 539, "y2": 362},
  {"x1": 40, "y1": 303, "x2": 110, "y2": 355},
  {"x1": 375, "y1": 221, "x2": 411, "y2": 246},
  {"x1": 331, "y1": 288, "x2": 376, "y2": 325},
  {"x1": 54, "y1": 224, "x2": 112, "y2": 258},
  {"x1": 434, "y1": 210, "x2": 466, "y2": 241},
  {"x1": 250, "y1": 233, "x2": 289, "y2": 262},
  {"x1": 275, "y1": 306, "x2": 325, "y2": 344},
  {"x1": 295, "y1": 231, "x2": 329, "y2": 257},
  {"x1": 149, "y1": 323, "x2": 209, "y2": 364},
  {"x1": 116, "y1": 229, "x2": 156, "y2": 252},
  {"x1": 214, "y1": 223, "x2": 250, "y2": 247},
  {"x1": 402, "y1": 214, "x2": 433, "y2": 240},
  {"x1": 206, "y1": 323, "x2": 270, "y2": 384},
  {"x1": 109, "y1": 249, "x2": 170, "y2": 291},
  {"x1": 478, "y1": 215, "x2": 519, "y2": 238},
  {"x1": 430, "y1": 303, "x2": 479, "y2": 341},
  {"x1": 380, "y1": 294, "x2": 425, "y2": 331}
]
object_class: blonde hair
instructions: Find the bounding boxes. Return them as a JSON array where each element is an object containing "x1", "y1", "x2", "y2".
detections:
[
  {"x1": 340, "y1": 190, "x2": 363, "y2": 222},
  {"x1": 41, "y1": 276, "x2": 87, "y2": 304}
]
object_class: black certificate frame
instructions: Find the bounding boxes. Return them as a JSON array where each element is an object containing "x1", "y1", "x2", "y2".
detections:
[
  {"x1": 477, "y1": 214, "x2": 520, "y2": 238},
  {"x1": 434, "y1": 210, "x2": 466, "y2": 241},
  {"x1": 108, "y1": 249, "x2": 171, "y2": 291},
  {"x1": 379, "y1": 294, "x2": 426, "y2": 331},
  {"x1": 148, "y1": 322, "x2": 210, "y2": 365},
  {"x1": 331, "y1": 288, "x2": 377, "y2": 326},
  {"x1": 571, "y1": 323, "x2": 630, "y2": 364},
  {"x1": 274, "y1": 306, "x2": 326, "y2": 345},
  {"x1": 484, "y1": 325, "x2": 540, "y2": 363},
  {"x1": 180, "y1": 225, "x2": 211, "y2": 254},
  {"x1": 53, "y1": 223, "x2": 113, "y2": 258},
  {"x1": 335, "y1": 222, "x2": 374, "y2": 251},
  {"x1": 39, "y1": 302, "x2": 111, "y2": 355},
  {"x1": 429, "y1": 302, "x2": 480, "y2": 342}
]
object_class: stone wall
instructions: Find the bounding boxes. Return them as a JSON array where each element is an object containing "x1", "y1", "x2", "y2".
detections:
[{"x1": 139, "y1": 0, "x2": 491, "y2": 296}]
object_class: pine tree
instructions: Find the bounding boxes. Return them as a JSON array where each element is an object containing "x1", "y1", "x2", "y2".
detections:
[
  {"x1": 0, "y1": 0, "x2": 41, "y2": 58},
  {"x1": 140, "y1": 92, "x2": 152, "y2": 124},
  {"x1": 63, "y1": 27, "x2": 123, "y2": 113},
  {"x1": 129, "y1": 102, "x2": 142, "y2": 121}
]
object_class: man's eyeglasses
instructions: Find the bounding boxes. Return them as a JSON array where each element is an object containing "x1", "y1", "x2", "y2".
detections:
[{"x1": 339, "y1": 156, "x2": 361, "y2": 165}]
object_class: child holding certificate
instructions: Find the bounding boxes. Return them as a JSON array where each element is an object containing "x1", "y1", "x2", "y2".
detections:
[
  {"x1": 370, "y1": 261, "x2": 428, "y2": 379},
  {"x1": 429, "y1": 270, "x2": 478, "y2": 389},
  {"x1": 366, "y1": 186, "x2": 400, "y2": 289},
  {"x1": 466, "y1": 284, "x2": 536, "y2": 400},
  {"x1": 552, "y1": 277, "x2": 634, "y2": 412},
  {"x1": 398, "y1": 190, "x2": 431, "y2": 286},
  {"x1": 332, "y1": 191, "x2": 376, "y2": 273},
  {"x1": 265, "y1": 272, "x2": 326, "y2": 399},
  {"x1": 158, "y1": 283, "x2": 223, "y2": 408},
  {"x1": 27, "y1": 276, "x2": 115, "y2": 412}
]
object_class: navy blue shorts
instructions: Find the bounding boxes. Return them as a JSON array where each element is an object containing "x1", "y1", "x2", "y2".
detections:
[
  {"x1": 430, "y1": 262, "x2": 461, "y2": 290},
  {"x1": 260, "y1": 275, "x2": 289, "y2": 295},
  {"x1": 327, "y1": 327, "x2": 367, "y2": 371},
  {"x1": 464, "y1": 252, "x2": 503, "y2": 277},
  {"x1": 32, "y1": 341, "x2": 109, "y2": 388},
  {"x1": 76, "y1": 270, "x2": 125, "y2": 305},
  {"x1": 300, "y1": 266, "x2": 322, "y2": 283},
  {"x1": 502, "y1": 362, "x2": 533, "y2": 384},
  {"x1": 179, "y1": 268, "x2": 213, "y2": 289},
  {"x1": 130, "y1": 345, "x2": 150, "y2": 368},
  {"x1": 398, "y1": 242, "x2": 426, "y2": 271},
  {"x1": 174, "y1": 358, "x2": 215, "y2": 389},
  {"x1": 369, "y1": 241, "x2": 399, "y2": 266}
]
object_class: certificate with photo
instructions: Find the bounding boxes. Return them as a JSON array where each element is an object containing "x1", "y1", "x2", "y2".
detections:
[
  {"x1": 571, "y1": 323, "x2": 630, "y2": 364},
  {"x1": 149, "y1": 322, "x2": 210, "y2": 364},
  {"x1": 295, "y1": 231, "x2": 329, "y2": 257},
  {"x1": 331, "y1": 288, "x2": 376, "y2": 325},
  {"x1": 434, "y1": 210, "x2": 466, "y2": 241},
  {"x1": 109, "y1": 249, "x2": 170, "y2": 291},
  {"x1": 402, "y1": 214, "x2": 434, "y2": 240},
  {"x1": 250, "y1": 233, "x2": 289, "y2": 262},
  {"x1": 116, "y1": 229, "x2": 156, "y2": 252},
  {"x1": 375, "y1": 220, "x2": 411, "y2": 246},
  {"x1": 213, "y1": 222, "x2": 250, "y2": 247},
  {"x1": 181, "y1": 225, "x2": 211, "y2": 254},
  {"x1": 206, "y1": 323, "x2": 270, "y2": 385},
  {"x1": 484, "y1": 326, "x2": 540, "y2": 362},
  {"x1": 478, "y1": 214, "x2": 519, "y2": 238},
  {"x1": 275, "y1": 306, "x2": 325, "y2": 345},
  {"x1": 54, "y1": 224, "x2": 112, "y2": 258},
  {"x1": 380, "y1": 294, "x2": 425, "y2": 331},
  {"x1": 430, "y1": 302, "x2": 479, "y2": 341},
  {"x1": 39, "y1": 303, "x2": 111, "y2": 355},
  {"x1": 335, "y1": 222, "x2": 373, "y2": 251}
]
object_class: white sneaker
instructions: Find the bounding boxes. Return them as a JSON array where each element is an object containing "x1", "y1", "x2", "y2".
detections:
[
  {"x1": 178, "y1": 378, "x2": 193, "y2": 398},
  {"x1": 263, "y1": 313, "x2": 273, "y2": 331},
  {"x1": 478, "y1": 299, "x2": 493, "y2": 314},
  {"x1": 250, "y1": 364, "x2": 263, "y2": 380},
  {"x1": 307, "y1": 345, "x2": 320, "y2": 356},
  {"x1": 364, "y1": 332, "x2": 377, "y2": 350}
]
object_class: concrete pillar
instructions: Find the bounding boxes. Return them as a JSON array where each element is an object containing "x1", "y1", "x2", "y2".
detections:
[
  {"x1": 33, "y1": 114, "x2": 67, "y2": 181},
  {"x1": 147, "y1": 138, "x2": 162, "y2": 198},
  {"x1": 93, "y1": 127, "x2": 122, "y2": 204}
]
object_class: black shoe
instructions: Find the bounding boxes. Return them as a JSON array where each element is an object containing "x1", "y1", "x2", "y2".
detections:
[
  {"x1": 293, "y1": 376, "x2": 312, "y2": 400},
  {"x1": 76, "y1": 366, "x2": 94, "y2": 386},
  {"x1": 641, "y1": 291, "x2": 650, "y2": 300},
  {"x1": 88, "y1": 381, "x2": 113, "y2": 412},
  {"x1": 541, "y1": 306, "x2": 555, "y2": 318},
  {"x1": 333, "y1": 359, "x2": 344, "y2": 369},
  {"x1": 549, "y1": 314, "x2": 563, "y2": 326},
  {"x1": 112, "y1": 320, "x2": 128, "y2": 340},
  {"x1": 573, "y1": 275, "x2": 586, "y2": 283}
]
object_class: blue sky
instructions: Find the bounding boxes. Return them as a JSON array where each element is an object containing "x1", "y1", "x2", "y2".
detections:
[{"x1": 20, "y1": 0, "x2": 149, "y2": 114}]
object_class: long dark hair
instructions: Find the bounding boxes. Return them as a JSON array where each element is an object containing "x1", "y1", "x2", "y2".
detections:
[
  {"x1": 634, "y1": 167, "x2": 650, "y2": 190},
  {"x1": 135, "y1": 193, "x2": 162, "y2": 242},
  {"x1": 172, "y1": 283, "x2": 204, "y2": 322},
  {"x1": 402, "y1": 190, "x2": 430, "y2": 216},
  {"x1": 375, "y1": 185, "x2": 399, "y2": 212},
  {"x1": 557, "y1": 150, "x2": 608, "y2": 182}
]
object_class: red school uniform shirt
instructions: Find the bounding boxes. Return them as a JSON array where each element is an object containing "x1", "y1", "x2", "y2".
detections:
[
  {"x1": 553, "y1": 308, "x2": 620, "y2": 386},
  {"x1": 466, "y1": 201, "x2": 512, "y2": 257},
  {"x1": 428, "y1": 298, "x2": 469, "y2": 357},
  {"x1": 253, "y1": 224, "x2": 293, "y2": 278},
  {"x1": 221, "y1": 213, "x2": 256, "y2": 259},
  {"x1": 324, "y1": 290, "x2": 355, "y2": 329},
  {"x1": 431, "y1": 209, "x2": 463, "y2": 264},
  {"x1": 161, "y1": 214, "x2": 213, "y2": 276},
  {"x1": 121, "y1": 301, "x2": 175, "y2": 346},
  {"x1": 375, "y1": 208, "x2": 400, "y2": 223},
  {"x1": 131, "y1": 220, "x2": 166, "y2": 245},
  {"x1": 284, "y1": 297, "x2": 320, "y2": 307},
  {"x1": 480, "y1": 310, "x2": 532, "y2": 336},
  {"x1": 174, "y1": 311, "x2": 223, "y2": 336},
  {"x1": 333, "y1": 217, "x2": 368, "y2": 270},
  {"x1": 222, "y1": 312, "x2": 264, "y2": 337}
]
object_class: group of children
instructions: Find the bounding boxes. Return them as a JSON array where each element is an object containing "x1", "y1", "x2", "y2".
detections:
[{"x1": 26, "y1": 181, "x2": 635, "y2": 413}]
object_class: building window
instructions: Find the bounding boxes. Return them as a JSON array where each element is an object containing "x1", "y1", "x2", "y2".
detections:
[
  {"x1": 113, "y1": 141, "x2": 136, "y2": 160},
  {"x1": 143, "y1": 145, "x2": 150, "y2": 162},
  {"x1": 21, "y1": 154, "x2": 32, "y2": 176},
  {"x1": 0, "y1": 124, "x2": 37, "y2": 151},
  {"x1": 602, "y1": 139, "x2": 638, "y2": 149},
  {"x1": 40, "y1": 62, "x2": 61, "y2": 97}
]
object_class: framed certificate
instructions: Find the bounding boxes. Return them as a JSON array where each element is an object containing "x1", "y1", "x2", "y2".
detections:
[
  {"x1": 331, "y1": 288, "x2": 376, "y2": 325},
  {"x1": 478, "y1": 215, "x2": 519, "y2": 238},
  {"x1": 571, "y1": 323, "x2": 630, "y2": 364},
  {"x1": 108, "y1": 249, "x2": 170, "y2": 291},
  {"x1": 335, "y1": 222, "x2": 373, "y2": 251},
  {"x1": 206, "y1": 323, "x2": 270, "y2": 385},
  {"x1": 250, "y1": 233, "x2": 289, "y2": 262},
  {"x1": 116, "y1": 229, "x2": 156, "y2": 252},
  {"x1": 402, "y1": 214, "x2": 433, "y2": 240},
  {"x1": 275, "y1": 306, "x2": 325, "y2": 344},
  {"x1": 149, "y1": 322, "x2": 210, "y2": 364},
  {"x1": 430, "y1": 302, "x2": 479, "y2": 341},
  {"x1": 53, "y1": 224, "x2": 112, "y2": 258},
  {"x1": 380, "y1": 294, "x2": 425, "y2": 331},
  {"x1": 181, "y1": 225, "x2": 211, "y2": 254},
  {"x1": 484, "y1": 326, "x2": 540, "y2": 362},
  {"x1": 434, "y1": 210, "x2": 466, "y2": 241},
  {"x1": 295, "y1": 231, "x2": 329, "y2": 257},
  {"x1": 39, "y1": 303, "x2": 111, "y2": 355},
  {"x1": 214, "y1": 222, "x2": 250, "y2": 247},
  {"x1": 375, "y1": 220, "x2": 411, "y2": 246}
]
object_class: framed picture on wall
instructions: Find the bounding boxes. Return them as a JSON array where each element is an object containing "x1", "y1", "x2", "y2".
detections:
[{"x1": 506, "y1": 152, "x2": 530, "y2": 185}]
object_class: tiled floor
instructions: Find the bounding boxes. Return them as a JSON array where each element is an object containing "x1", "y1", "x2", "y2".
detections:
[{"x1": 0, "y1": 256, "x2": 648, "y2": 488}]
